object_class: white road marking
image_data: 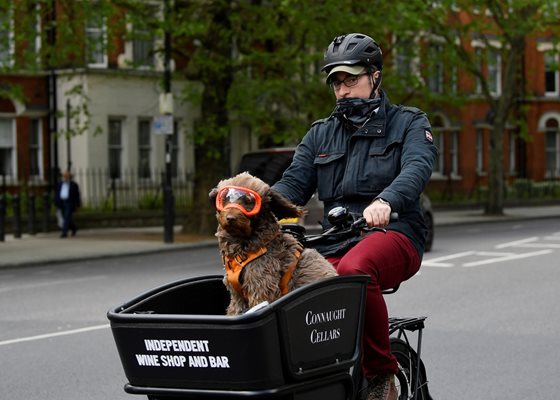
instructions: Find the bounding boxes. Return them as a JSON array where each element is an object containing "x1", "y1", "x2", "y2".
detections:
[
  {"x1": 462, "y1": 249, "x2": 553, "y2": 267},
  {"x1": 422, "y1": 251, "x2": 476, "y2": 267},
  {"x1": 0, "y1": 275, "x2": 106, "y2": 294},
  {"x1": 495, "y1": 237, "x2": 539, "y2": 248},
  {"x1": 544, "y1": 235, "x2": 560, "y2": 241},
  {"x1": 0, "y1": 324, "x2": 110, "y2": 347},
  {"x1": 496, "y1": 237, "x2": 560, "y2": 249},
  {"x1": 423, "y1": 234, "x2": 559, "y2": 268}
]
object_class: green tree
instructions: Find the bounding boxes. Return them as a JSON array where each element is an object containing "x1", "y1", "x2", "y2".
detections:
[
  {"x1": 159, "y1": 0, "x2": 427, "y2": 233},
  {"x1": 14, "y1": 0, "x2": 552, "y2": 230},
  {"x1": 408, "y1": 0, "x2": 560, "y2": 214}
]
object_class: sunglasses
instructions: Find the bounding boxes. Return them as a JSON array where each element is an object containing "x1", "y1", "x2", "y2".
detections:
[{"x1": 215, "y1": 186, "x2": 262, "y2": 216}]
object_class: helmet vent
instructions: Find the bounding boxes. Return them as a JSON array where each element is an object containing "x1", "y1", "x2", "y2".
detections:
[
  {"x1": 364, "y1": 45, "x2": 377, "y2": 55},
  {"x1": 346, "y1": 43, "x2": 357, "y2": 52}
]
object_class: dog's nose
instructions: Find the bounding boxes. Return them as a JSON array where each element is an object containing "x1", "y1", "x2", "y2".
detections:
[{"x1": 226, "y1": 214, "x2": 237, "y2": 223}]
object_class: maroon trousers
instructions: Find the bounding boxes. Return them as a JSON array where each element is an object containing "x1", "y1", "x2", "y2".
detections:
[{"x1": 327, "y1": 230, "x2": 421, "y2": 378}]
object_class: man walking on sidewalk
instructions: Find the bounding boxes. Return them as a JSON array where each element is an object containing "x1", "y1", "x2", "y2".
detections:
[{"x1": 55, "y1": 170, "x2": 81, "y2": 238}]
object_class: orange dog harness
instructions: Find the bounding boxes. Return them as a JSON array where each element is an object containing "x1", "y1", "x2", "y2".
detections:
[{"x1": 223, "y1": 245, "x2": 303, "y2": 300}]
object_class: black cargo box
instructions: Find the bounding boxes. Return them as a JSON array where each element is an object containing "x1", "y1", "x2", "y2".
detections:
[{"x1": 108, "y1": 275, "x2": 368, "y2": 398}]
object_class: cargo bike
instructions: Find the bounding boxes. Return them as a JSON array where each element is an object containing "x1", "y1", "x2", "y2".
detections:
[{"x1": 108, "y1": 207, "x2": 432, "y2": 400}]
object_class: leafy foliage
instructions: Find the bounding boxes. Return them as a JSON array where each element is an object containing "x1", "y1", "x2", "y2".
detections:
[{"x1": 3, "y1": 0, "x2": 560, "y2": 228}]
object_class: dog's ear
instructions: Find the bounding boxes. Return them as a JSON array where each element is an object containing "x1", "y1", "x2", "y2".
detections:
[
  {"x1": 267, "y1": 189, "x2": 304, "y2": 220},
  {"x1": 209, "y1": 187, "x2": 218, "y2": 208}
]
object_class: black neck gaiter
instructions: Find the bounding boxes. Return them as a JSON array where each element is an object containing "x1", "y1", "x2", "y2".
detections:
[{"x1": 332, "y1": 97, "x2": 381, "y2": 127}]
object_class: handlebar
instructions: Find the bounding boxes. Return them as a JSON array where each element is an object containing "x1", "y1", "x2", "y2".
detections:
[
  {"x1": 281, "y1": 207, "x2": 402, "y2": 295},
  {"x1": 282, "y1": 206, "x2": 398, "y2": 248}
]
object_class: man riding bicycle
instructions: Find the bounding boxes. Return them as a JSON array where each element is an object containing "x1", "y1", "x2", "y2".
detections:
[{"x1": 272, "y1": 33, "x2": 437, "y2": 400}]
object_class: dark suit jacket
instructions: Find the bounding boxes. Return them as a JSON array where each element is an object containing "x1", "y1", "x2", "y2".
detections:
[{"x1": 55, "y1": 181, "x2": 81, "y2": 211}]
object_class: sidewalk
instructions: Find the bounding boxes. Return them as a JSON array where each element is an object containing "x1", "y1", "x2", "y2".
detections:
[
  {"x1": 0, "y1": 227, "x2": 217, "y2": 269},
  {"x1": 1, "y1": 205, "x2": 559, "y2": 269}
]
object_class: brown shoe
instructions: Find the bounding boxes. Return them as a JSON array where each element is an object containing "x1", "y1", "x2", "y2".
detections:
[{"x1": 366, "y1": 374, "x2": 397, "y2": 400}]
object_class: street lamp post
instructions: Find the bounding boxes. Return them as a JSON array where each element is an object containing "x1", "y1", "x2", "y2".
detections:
[
  {"x1": 66, "y1": 99, "x2": 72, "y2": 172},
  {"x1": 162, "y1": 0, "x2": 174, "y2": 244}
]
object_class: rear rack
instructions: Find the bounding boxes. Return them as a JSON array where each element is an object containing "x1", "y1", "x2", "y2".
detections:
[{"x1": 388, "y1": 316, "x2": 426, "y2": 334}]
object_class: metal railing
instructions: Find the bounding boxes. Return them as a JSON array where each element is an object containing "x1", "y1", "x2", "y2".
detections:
[
  {"x1": 73, "y1": 167, "x2": 195, "y2": 210},
  {"x1": 0, "y1": 167, "x2": 195, "y2": 240}
]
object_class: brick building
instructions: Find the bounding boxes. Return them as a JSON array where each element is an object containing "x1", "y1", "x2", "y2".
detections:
[
  {"x1": 1, "y1": 3, "x2": 559, "y2": 204},
  {"x1": 0, "y1": 73, "x2": 49, "y2": 188},
  {"x1": 423, "y1": 15, "x2": 560, "y2": 198},
  {"x1": 0, "y1": 1, "x2": 198, "y2": 206}
]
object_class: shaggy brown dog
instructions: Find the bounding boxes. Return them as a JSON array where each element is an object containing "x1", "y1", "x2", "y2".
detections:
[{"x1": 210, "y1": 172, "x2": 337, "y2": 315}]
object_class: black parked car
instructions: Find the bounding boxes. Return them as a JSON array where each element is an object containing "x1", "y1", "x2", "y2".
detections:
[{"x1": 237, "y1": 148, "x2": 434, "y2": 252}]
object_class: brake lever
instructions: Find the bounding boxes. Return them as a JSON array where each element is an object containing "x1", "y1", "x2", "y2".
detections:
[
  {"x1": 351, "y1": 213, "x2": 399, "y2": 234},
  {"x1": 351, "y1": 217, "x2": 386, "y2": 234}
]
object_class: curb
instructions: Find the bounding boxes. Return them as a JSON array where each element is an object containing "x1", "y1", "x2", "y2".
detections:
[{"x1": 0, "y1": 239, "x2": 218, "y2": 269}]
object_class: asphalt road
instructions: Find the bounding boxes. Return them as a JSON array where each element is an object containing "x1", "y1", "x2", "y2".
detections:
[
  {"x1": 0, "y1": 249, "x2": 223, "y2": 400},
  {"x1": 1, "y1": 217, "x2": 559, "y2": 400},
  {"x1": 387, "y1": 217, "x2": 560, "y2": 399}
]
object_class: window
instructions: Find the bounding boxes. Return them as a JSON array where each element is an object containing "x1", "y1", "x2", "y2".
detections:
[
  {"x1": 427, "y1": 44, "x2": 444, "y2": 94},
  {"x1": 0, "y1": 118, "x2": 15, "y2": 177},
  {"x1": 450, "y1": 131, "x2": 459, "y2": 175},
  {"x1": 0, "y1": 11, "x2": 13, "y2": 67},
  {"x1": 108, "y1": 119, "x2": 122, "y2": 179},
  {"x1": 488, "y1": 49, "x2": 502, "y2": 96},
  {"x1": 133, "y1": 36, "x2": 154, "y2": 67},
  {"x1": 432, "y1": 115, "x2": 446, "y2": 177},
  {"x1": 476, "y1": 128, "x2": 485, "y2": 174},
  {"x1": 430, "y1": 114, "x2": 460, "y2": 178},
  {"x1": 433, "y1": 132, "x2": 444, "y2": 175},
  {"x1": 474, "y1": 47, "x2": 483, "y2": 94},
  {"x1": 131, "y1": 9, "x2": 156, "y2": 68},
  {"x1": 431, "y1": 116, "x2": 445, "y2": 175},
  {"x1": 449, "y1": 64, "x2": 458, "y2": 93},
  {"x1": 545, "y1": 118, "x2": 559, "y2": 178},
  {"x1": 545, "y1": 53, "x2": 559, "y2": 96},
  {"x1": 86, "y1": 8, "x2": 107, "y2": 67},
  {"x1": 29, "y1": 119, "x2": 42, "y2": 178},
  {"x1": 395, "y1": 37, "x2": 415, "y2": 79},
  {"x1": 23, "y1": 2, "x2": 42, "y2": 66},
  {"x1": 473, "y1": 44, "x2": 501, "y2": 96},
  {"x1": 138, "y1": 119, "x2": 152, "y2": 179}
]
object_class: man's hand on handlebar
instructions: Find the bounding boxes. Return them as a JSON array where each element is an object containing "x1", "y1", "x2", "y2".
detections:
[
  {"x1": 363, "y1": 199, "x2": 391, "y2": 228},
  {"x1": 286, "y1": 206, "x2": 398, "y2": 248}
]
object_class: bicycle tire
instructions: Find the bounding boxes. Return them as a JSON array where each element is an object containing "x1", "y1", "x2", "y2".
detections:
[{"x1": 390, "y1": 338, "x2": 431, "y2": 400}]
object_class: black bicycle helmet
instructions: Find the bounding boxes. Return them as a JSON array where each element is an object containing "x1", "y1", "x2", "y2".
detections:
[{"x1": 322, "y1": 33, "x2": 383, "y2": 73}]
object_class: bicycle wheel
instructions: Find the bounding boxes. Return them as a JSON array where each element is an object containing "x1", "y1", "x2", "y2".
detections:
[{"x1": 390, "y1": 338, "x2": 430, "y2": 400}]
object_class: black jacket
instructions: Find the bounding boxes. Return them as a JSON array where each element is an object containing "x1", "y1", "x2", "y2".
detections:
[
  {"x1": 55, "y1": 181, "x2": 81, "y2": 211},
  {"x1": 272, "y1": 91, "x2": 438, "y2": 256}
]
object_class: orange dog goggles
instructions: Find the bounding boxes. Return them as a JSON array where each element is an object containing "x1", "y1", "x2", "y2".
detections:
[{"x1": 215, "y1": 186, "x2": 262, "y2": 216}]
